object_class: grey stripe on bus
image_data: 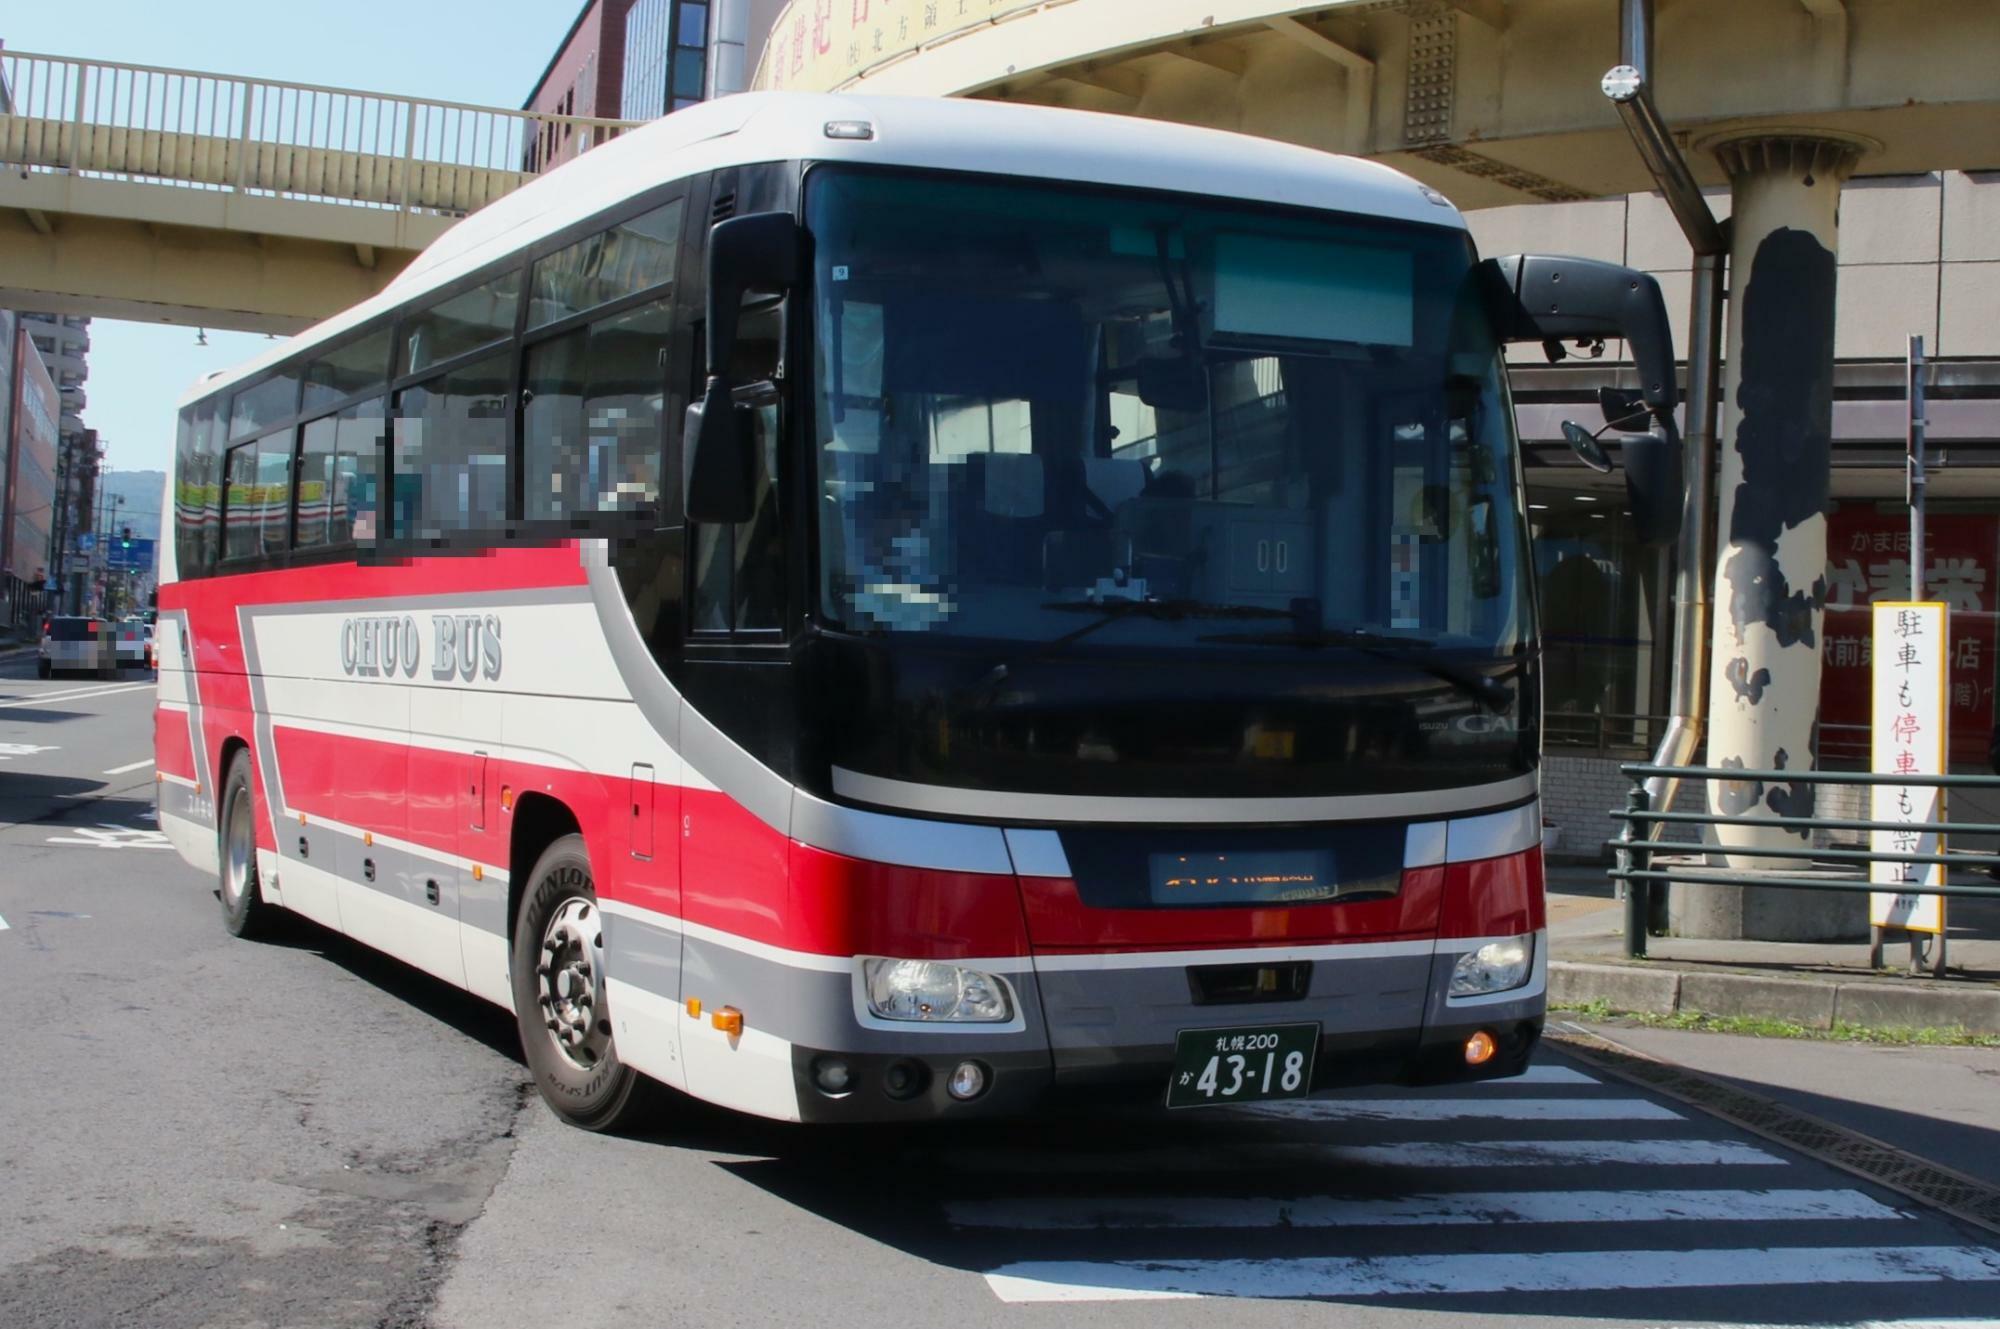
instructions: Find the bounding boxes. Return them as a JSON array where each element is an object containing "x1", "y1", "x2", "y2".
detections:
[
  {"x1": 1037, "y1": 951, "x2": 1434, "y2": 1054},
  {"x1": 268, "y1": 816, "x2": 513, "y2": 938},
  {"x1": 831, "y1": 765, "x2": 1542, "y2": 827}
]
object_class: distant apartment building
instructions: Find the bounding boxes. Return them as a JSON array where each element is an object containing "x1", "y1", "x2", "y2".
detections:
[{"x1": 3, "y1": 322, "x2": 59, "y2": 621}]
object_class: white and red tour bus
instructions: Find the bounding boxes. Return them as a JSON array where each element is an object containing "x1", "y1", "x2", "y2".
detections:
[{"x1": 155, "y1": 92, "x2": 1682, "y2": 1130}]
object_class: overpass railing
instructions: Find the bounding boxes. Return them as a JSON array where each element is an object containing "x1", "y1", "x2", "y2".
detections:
[{"x1": 0, "y1": 49, "x2": 639, "y2": 218}]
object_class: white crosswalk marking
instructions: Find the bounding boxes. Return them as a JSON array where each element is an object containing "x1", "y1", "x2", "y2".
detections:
[
  {"x1": 927, "y1": 1136, "x2": 1787, "y2": 1174},
  {"x1": 947, "y1": 1187, "x2": 1902, "y2": 1230},
  {"x1": 1481, "y1": 1063, "x2": 1597, "y2": 1085},
  {"x1": 984, "y1": 1245, "x2": 2000, "y2": 1304},
  {"x1": 1234, "y1": 1095, "x2": 1683, "y2": 1122},
  {"x1": 0, "y1": 913, "x2": 9, "y2": 932},
  {"x1": 939, "y1": 1055, "x2": 1999, "y2": 1315}
]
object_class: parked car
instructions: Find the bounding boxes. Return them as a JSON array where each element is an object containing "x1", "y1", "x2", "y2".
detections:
[
  {"x1": 39, "y1": 616, "x2": 113, "y2": 678},
  {"x1": 115, "y1": 618, "x2": 153, "y2": 670}
]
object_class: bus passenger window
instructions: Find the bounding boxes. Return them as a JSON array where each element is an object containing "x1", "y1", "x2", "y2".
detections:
[
  {"x1": 174, "y1": 400, "x2": 224, "y2": 577},
  {"x1": 222, "y1": 444, "x2": 259, "y2": 562},
  {"x1": 257, "y1": 433, "x2": 294, "y2": 557},
  {"x1": 528, "y1": 199, "x2": 683, "y2": 328},
  {"x1": 402, "y1": 270, "x2": 521, "y2": 377},
  {"x1": 393, "y1": 353, "x2": 512, "y2": 541},
  {"x1": 295, "y1": 399, "x2": 384, "y2": 549},
  {"x1": 523, "y1": 299, "x2": 671, "y2": 521},
  {"x1": 295, "y1": 416, "x2": 337, "y2": 549}
]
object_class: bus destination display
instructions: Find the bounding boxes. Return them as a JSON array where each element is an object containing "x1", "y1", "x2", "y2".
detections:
[{"x1": 1148, "y1": 849, "x2": 1340, "y2": 906}]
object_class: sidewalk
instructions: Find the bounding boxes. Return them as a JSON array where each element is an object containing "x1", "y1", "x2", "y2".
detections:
[{"x1": 1546, "y1": 863, "x2": 2000, "y2": 1036}]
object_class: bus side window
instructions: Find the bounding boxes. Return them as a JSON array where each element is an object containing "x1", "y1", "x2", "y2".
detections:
[{"x1": 689, "y1": 304, "x2": 783, "y2": 636}]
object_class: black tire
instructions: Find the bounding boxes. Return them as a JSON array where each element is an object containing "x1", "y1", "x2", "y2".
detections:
[
  {"x1": 217, "y1": 750, "x2": 276, "y2": 939},
  {"x1": 511, "y1": 834, "x2": 658, "y2": 1132},
  {"x1": 36, "y1": 659, "x2": 51, "y2": 679}
]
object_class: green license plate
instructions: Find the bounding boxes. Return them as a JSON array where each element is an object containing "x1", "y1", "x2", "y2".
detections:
[{"x1": 1166, "y1": 1022, "x2": 1321, "y2": 1109}]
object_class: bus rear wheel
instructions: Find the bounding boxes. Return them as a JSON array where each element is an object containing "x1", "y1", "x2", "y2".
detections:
[
  {"x1": 218, "y1": 750, "x2": 275, "y2": 939},
  {"x1": 511, "y1": 834, "x2": 657, "y2": 1132}
]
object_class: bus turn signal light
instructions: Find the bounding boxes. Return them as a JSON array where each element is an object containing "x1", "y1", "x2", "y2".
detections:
[
  {"x1": 1464, "y1": 1030, "x2": 1497, "y2": 1066},
  {"x1": 685, "y1": 997, "x2": 701, "y2": 1018},
  {"x1": 711, "y1": 1006, "x2": 743, "y2": 1036}
]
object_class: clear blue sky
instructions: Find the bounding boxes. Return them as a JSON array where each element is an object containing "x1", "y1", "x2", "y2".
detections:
[{"x1": 4, "y1": 1, "x2": 587, "y2": 478}]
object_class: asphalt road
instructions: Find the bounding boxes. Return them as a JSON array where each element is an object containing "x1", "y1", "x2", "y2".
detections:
[{"x1": 3, "y1": 652, "x2": 1999, "y2": 1329}]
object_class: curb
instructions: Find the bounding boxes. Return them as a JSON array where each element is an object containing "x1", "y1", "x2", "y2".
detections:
[{"x1": 1548, "y1": 959, "x2": 2000, "y2": 1036}]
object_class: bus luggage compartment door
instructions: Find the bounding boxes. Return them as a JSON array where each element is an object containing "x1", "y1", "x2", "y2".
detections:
[{"x1": 1007, "y1": 825, "x2": 1440, "y2": 1086}]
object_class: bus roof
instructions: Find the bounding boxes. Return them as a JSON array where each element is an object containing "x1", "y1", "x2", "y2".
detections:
[{"x1": 180, "y1": 92, "x2": 1464, "y2": 409}]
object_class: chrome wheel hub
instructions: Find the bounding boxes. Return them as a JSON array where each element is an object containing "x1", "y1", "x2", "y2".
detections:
[
  {"x1": 223, "y1": 787, "x2": 253, "y2": 907},
  {"x1": 537, "y1": 897, "x2": 609, "y2": 1070}
]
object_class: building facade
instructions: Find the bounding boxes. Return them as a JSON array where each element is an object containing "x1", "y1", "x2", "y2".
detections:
[
  {"x1": 524, "y1": 0, "x2": 781, "y2": 164},
  {"x1": 523, "y1": 0, "x2": 642, "y2": 172},
  {"x1": 3, "y1": 324, "x2": 58, "y2": 622}
]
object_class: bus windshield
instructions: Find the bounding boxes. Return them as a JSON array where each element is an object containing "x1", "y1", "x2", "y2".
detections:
[{"x1": 806, "y1": 166, "x2": 1530, "y2": 658}]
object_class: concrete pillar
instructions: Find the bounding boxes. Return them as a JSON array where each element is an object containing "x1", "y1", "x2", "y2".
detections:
[{"x1": 1683, "y1": 131, "x2": 1868, "y2": 940}]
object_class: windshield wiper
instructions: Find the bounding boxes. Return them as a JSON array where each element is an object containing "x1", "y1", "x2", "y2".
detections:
[
  {"x1": 965, "y1": 600, "x2": 1293, "y2": 700},
  {"x1": 1195, "y1": 626, "x2": 1514, "y2": 712}
]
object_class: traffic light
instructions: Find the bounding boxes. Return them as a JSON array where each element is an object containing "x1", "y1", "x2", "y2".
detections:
[{"x1": 119, "y1": 526, "x2": 132, "y2": 551}]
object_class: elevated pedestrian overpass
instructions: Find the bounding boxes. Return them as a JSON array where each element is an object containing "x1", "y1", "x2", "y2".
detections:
[{"x1": 0, "y1": 49, "x2": 637, "y2": 333}]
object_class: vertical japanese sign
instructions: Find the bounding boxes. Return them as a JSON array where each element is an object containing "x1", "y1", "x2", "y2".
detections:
[
  {"x1": 1869, "y1": 602, "x2": 1948, "y2": 934},
  {"x1": 1823, "y1": 508, "x2": 1994, "y2": 767}
]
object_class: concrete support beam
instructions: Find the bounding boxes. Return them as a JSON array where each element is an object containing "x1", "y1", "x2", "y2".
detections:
[
  {"x1": 1063, "y1": 60, "x2": 1149, "y2": 103},
  {"x1": 1162, "y1": 39, "x2": 1249, "y2": 79},
  {"x1": 23, "y1": 209, "x2": 54, "y2": 235},
  {"x1": 0, "y1": 208, "x2": 412, "y2": 333},
  {"x1": 1443, "y1": 0, "x2": 1511, "y2": 29},
  {"x1": 354, "y1": 243, "x2": 378, "y2": 270},
  {"x1": 1263, "y1": 16, "x2": 1374, "y2": 152}
]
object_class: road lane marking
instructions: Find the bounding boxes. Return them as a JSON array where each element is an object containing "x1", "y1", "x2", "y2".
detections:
[
  {"x1": 948, "y1": 1187, "x2": 1903, "y2": 1230},
  {"x1": 0, "y1": 913, "x2": 8, "y2": 931},
  {"x1": 983, "y1": 1244, "x2": 2000, "y2": 1303},
  {"x1": 1233, "y1": 1096, "x2": 1683, "y2": 1122},
  {"x1": 923, "y1": 1137, "x2": 1788, "y2": 1174},
  {"x1": 45, "y1": 824, "x2": 173, "y2": 850},
  {"x1": 1491, "y1": 1064, "x2": 1596, "y2": 1085},
  {"x1": 102, "y1": 758, "x2": 154, "y2": 775},
  {"x1": 0, "y1": 682, "x2": 154, "y2": 709},
  {"x1": 0, "y1": 742, "x2": 59, "y2": 760}
]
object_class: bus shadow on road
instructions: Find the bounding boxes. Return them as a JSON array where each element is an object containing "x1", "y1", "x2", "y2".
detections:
[{"x1": 269, "y1": 914, "x2": 528, "y2": 1067}]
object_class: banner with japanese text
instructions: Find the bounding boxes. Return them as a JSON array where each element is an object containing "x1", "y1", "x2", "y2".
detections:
[
  {"x1": 757, "y1": 0, "x2": 1033, "y2": 92},
  {"x1": 1869, "y1": 601, "x2": 1947, "y2": 934},
  {"x1": 1822, "y1": 507, "x2": 1995, "y2": 768}
]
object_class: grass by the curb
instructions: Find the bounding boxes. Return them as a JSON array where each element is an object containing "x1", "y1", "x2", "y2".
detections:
[{"x1": 1553, "y1": 998, "x2": 2000, "y2": 1048}]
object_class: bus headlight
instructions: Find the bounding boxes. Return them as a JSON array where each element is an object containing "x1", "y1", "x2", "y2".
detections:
[
  {"x1": 1450, "y1": 935, "x2": 1533, "y2": 996},
  {"x1": 863, "y1": 959, "x2": 1012, "y2": 1022}
]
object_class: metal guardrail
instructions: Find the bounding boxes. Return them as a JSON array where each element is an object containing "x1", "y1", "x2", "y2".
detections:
[
  {"x1": 0, "y1": 49, "x2": 638, "y2": 217},
  {"x1": 1608, "y1": 761, "x2": 2000, "y2": 975}
]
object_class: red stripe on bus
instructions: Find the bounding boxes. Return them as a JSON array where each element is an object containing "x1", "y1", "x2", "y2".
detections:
[
  {"x1": 153, "y1": 708, "x2": 197, "y2": 781},
  {"x1": 1438, "y1": 847, "x2": 1546, "y2": 939},
  {"x1": 785, "y1": 841, "x2": 1031, "y2": 961}
]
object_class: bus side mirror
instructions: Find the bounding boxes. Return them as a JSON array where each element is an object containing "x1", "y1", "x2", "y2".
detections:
[
  {"x1": 1622, "y1": 428, "x2": 1684, "y2": 547},
  {"x1": 686, "y1": 212, "x2": 802, "y2": 524},
  {"x1": 684, "y1": 389, "x2": 758, "y2": 525},
  {"x1": 1482, "y1": 253, "x2": 1686, "y2": 545}
]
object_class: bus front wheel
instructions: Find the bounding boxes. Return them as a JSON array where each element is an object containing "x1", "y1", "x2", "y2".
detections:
[
  {"x1": 510, "y1": 834, "x2": 657, "y2": 1132},
  {"x1": 218, "y1": 750, "x2": 275, "y2": 939}
]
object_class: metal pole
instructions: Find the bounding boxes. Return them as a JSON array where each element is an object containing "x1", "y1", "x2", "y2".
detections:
[
  {"x1": 1908, "y1": 334, "x2": 1926, "y2": 601},
  {"x1": 1621, "y1": 783, "x2": 1652, "y2": 958}
]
